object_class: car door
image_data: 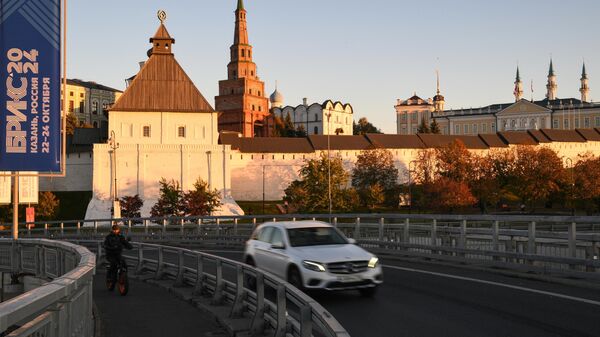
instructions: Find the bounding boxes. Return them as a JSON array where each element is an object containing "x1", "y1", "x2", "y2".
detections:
[
  {"x1": 253, "y1": 226, "x2": 274, "y2": 269},
  {"x1": 259, "y1": 227, "x2": 289, "y2": 278}
]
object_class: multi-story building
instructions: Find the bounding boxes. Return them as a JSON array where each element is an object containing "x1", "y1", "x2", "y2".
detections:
[
  {"x1": 272, "y1": 98, "x2": 354, "y2": 136},
  {"x1": 215, "y1": 0, "x2": 271, "y2": 137},
  {"x1": 397, "y1": 61, "x2": 600, "y2": 135},
  {"x1": 61, "y1": 79, "x2": 122, "y2": 134}
]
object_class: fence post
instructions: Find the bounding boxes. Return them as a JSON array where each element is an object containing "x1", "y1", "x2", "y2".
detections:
[
  {"x1": 216, "y1": 218, "x2": 221, "y2": 236},
  {"x1": 354, "y1": 217, "x2": 361, "y2": 239},
  {"x1": 162, "y1": 218, "x2": 167, "y2": 234},
  {"x1": 234, "y1": 218, "x2": 238, "y2": 236},
  {"x1": 333, "y1": 217, "x2": 337, "y2": 228},
  {"x1": 180, "y1": 218, "x2": 185, "y2": 235},
  {"x1": 403, "y1": 218, "x2": 410, "y2": 244},
  {"x1": 44, "y1": 223, "x2": 48, "y2": 237},
  {"x1": 250, "y1": 273, "x2": 265, "y2": 334},
  {"x1": 431, "y1": 219, "x2": 437, "y2": 246},
  {"x1": 155, "y1": 247, "x2": 164, "y2": 279},
  {"x1": 230, "y1": 265, "x2": 246, "y2": 318},
  {"x1": 60, "y1": 222, "x2": 64, "y2": 236},
  {"x1": 93, "y1": 221, "x2": 98, "y2": 235},
  {"x1": 193, "y1": 254, "x2": 205, "y2": 295},
  {"x1": 212, "y1": 260, "x2": 224, "y2": 304},
  {"x1": 378, "y1": 218, "x2": 385, "y2": 242},
  {"x1": 528, "y1": 221, "x2": 536, "y2": 257},
  {"x1": 274, "y1": 285, "x2": 288, "y2": 337},
  {"x1": 76, "y1": 222, "x2": 81, "y2": 236},
  {"x1": 144, "y1": 219, "x2": 149, "y2": 234},
  {"x1": 252, "y1": 218, "x2": 257, "y2": 229},
  {"x1": 568, "y1": 222, "x2": 577, "y2": 259},
  {"x1": 128, "y1": 219, "x2": 132, "y2": 234},
  {"x1": 135, "y1": 244, "x2": 144, "y2": 274},
  {"x1": 174, "y1": 249, "x2": 185, "y2": 287},
  {"x1": 459, "y1": 220, "x2": 467, "y2": 249},
  {"x1": 299, "y1": 305, "x2": 313, "y2": 337}
]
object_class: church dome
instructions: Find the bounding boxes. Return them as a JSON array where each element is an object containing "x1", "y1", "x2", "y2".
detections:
[
  {"x1": 433, "y1": 94, "x2": 445, "y2": 102},
  {"x1": 270, "y1": 89, "x2": 284, "y2": 104}
]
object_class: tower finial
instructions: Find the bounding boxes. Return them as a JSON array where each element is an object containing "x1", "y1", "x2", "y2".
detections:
[
  {"x1": 237, "y1": 0, "x2": 245, "y2": 11},
  {"x1": 436, "y1": 70, "x2": 440, "y2": 95},
  {"x1": 516, "y1": 66, "x2": 521, "y2": 81},
  {"x1": 157, "y1": 10, "x2": 167, "y2": 24},
  {"x1": 548, "y1": 58, "x2": 555, "y2": 76}
]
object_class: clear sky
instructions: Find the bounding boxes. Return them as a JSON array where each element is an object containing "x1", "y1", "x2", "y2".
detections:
[{"x1": 68, "y1": 0, "x2": 600, "y2": 134}]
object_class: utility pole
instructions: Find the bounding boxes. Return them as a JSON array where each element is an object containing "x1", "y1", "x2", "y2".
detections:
[
  {"x1": 109, "y1": 131, "x2": 121, "y2": 219},
  {"x1": 12, "y1": 173, "x2": 19, "y2": 240},
  {"x1": 327, "y1": 109, "x2": 332, "y2": 215}
]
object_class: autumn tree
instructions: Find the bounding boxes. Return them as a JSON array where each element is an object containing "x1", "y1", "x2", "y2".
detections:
[
  {"x1": 150, "y1": 179, "x2": 184, "y2": 218},
  {"x1": 352, "y1": 148, "x2": 399, "y2": 208},
  {"x1": 182, "y1": 178, "x2": 221, "y2": 216},
  {"x1": 284, "y1": 153, "x2": 356, "y2": 212},
  {"x1": 353, "y1": 117, "x2": 382, "y2": 135},
  {"x1": 424, "y1": 177, "x2": 476, "y2": 212},
  {"x1": 65, "y1": 113, "x2": 78, "y2": 135},
  {"x1": 295, "y1": 124, "x2": 307, "y2": 137},
  {"x1": 573, "y1": 154, "x2": 600, "y2": 214},
  {"x1": 120, "y1": 195, "x2": 144, "y2": 219},
  {"x1": 37, "y1": 192, "x2": 60, "y2": 221},
  {"x1": 435, "y1": 140, "x2": 473, "y2": 183}
]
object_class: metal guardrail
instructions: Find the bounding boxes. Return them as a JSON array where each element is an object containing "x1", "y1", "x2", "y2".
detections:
[
  {"x1": 0, "y1": 239, "x2": 95, "y2": 337},
  {"x1": 13, "y1": 213, "x2": 600, "y2": 280},
  {"x1": 74, "y1": 240, "x2": 348, "y2": 337}
]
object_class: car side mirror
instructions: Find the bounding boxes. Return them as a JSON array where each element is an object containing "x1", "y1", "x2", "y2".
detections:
[
  {"x1": 348, "y1": 238, "x2": 357, "y2": 245},
  {"x1": 271, "y1": 243, "x2": 285, "y2": 250}
]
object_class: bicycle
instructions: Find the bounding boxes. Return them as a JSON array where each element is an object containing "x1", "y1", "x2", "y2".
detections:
[{"x1": 106, "y1": 258, "x2": 129, "y2": 296}]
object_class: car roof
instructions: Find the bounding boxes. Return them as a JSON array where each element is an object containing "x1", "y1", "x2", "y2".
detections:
[{"x1": 259, "y1": 220, "x2": 332, "y2": 229}]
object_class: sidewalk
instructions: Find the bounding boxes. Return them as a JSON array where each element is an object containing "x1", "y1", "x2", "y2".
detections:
[{"x1": 93, "y1": 270, "x2": 225, "y2": 337}]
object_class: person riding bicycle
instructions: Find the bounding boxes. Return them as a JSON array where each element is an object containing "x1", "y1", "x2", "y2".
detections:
[{"x1": 104, "y1": 224, "x2": 133, "y2": 290}]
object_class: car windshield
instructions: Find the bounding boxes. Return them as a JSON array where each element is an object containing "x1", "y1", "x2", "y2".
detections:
[{"x1": 287, "y1": 227, "x2": 348, "y2": 247}]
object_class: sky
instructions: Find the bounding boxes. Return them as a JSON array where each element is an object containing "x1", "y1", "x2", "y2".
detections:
[{"x1": 68, "y1": 0, "x2": 600, "y2": 134}]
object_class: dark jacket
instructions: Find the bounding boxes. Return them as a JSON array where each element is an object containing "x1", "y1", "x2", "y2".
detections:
[{"x1": 103, "y1": 232, "x2": 133, "y2": 256}]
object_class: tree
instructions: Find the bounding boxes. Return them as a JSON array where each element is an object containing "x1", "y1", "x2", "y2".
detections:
[
  {"x1": 150, "y1": 178, "x2": 184, "y2": 218},
  {"x1": 120, "y1": 195, "x2": 143, "y2": 219},
  {"x1": 273, "y1": 116, "x2": 285, "y2": 137},
  {"x1": 66, "y1": 113, "x2": 78, "y2": 135},
  {"x1": 182, "y1": 178, "x2": 222, "y2": 216},
  {"x1": 423, "y1": 177, "x2": 476, "y2": 212},
  {"x1": 37, "y1": 192, "x2": 60, "y2": 221},
  {"x1": 572, "y1": 154, "x2": 600, "y2": 214},
  {"x1": 284, "y1": 153, "x2": 355, "y2": 212},
  {"x1": 352, "y1": 148, "x2": 399, "y2": 207},
  {"x1": 417, "y1": 117, "x2": 430, "y2": 133},
  {"x1": 435, "y1": 140, "x2": 473, "y2": 183},
  {"x1": 430, "y1": 119, "x2": 441, "y2": 134},
  {"x1": 353, "y1": 117, "x2": 382, "y2": 135},
  {"x1": 283, "y1": 112, "x2": 296, "y2": 137},
  {"x1": 295, "y1": 124, "x2": 307, "y2": 137}
]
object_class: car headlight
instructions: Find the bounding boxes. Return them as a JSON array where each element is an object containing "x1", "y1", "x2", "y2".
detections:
[
  {"x1": 302, "y1": 260, "x2": 326, "y2": 272},
  {"x1": 368, "y1": 257, "x2": 379, "y2": 268}
]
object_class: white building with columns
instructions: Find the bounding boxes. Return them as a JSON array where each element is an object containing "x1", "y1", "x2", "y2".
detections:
[{"x1": 85, "y1": 20, "x2": 241, "y2": 219}]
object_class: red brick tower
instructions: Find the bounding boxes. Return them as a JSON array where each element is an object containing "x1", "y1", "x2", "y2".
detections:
[{"x1": 216, "y1": 0, "x2": 271, "y2": 137}]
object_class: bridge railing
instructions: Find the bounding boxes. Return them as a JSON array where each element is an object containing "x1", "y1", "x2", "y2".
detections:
[
  {"x1": 12, "y1": 213, "x2": 600, "y2": 280},
  {"x1": 74, "y1": 240, "x2": 349, "y2": 337},
  {"x1": 0, "y1": 239, "x2": 95, "y2": 337}
]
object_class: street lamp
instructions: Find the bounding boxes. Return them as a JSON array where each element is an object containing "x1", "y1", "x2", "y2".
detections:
[
  {"x1": 565, "y1": 157, "x2": 575, "y2": 215},
  {"x1": 326, "y1": 109, "x2": 332, "y2": 215},
  {"x1": 108, "y1": 130, "x2": 121, "y2": 219},
  {"x1": 407, "y1": 160, "x2": 418, "y2": 213}
]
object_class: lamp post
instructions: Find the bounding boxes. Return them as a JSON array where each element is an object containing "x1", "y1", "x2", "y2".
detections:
[
  {"x1": 108, "y1": 130, "x2": 121, "y2": 219},
  {"x1": 326, "y1": 109, "x2": 332, "y2": 215},
  {"x1": 565, "y1": 157, "x2": 575, "y2": 215},
  {"x1": 408, "y1": 160, "x2": 418, "y2": 213}
]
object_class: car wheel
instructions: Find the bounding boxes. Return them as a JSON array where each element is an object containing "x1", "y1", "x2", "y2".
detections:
[
  {"x1": 359, "y1": 286, "x2": 377, "y2": 297},
  {"x1": 288, "y1": 266, "x2": 304, "y2": 291}
]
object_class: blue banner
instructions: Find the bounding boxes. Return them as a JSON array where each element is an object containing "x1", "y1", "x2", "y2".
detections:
[{"x1": 0, "y1": 0, "x2": 61, "y2": 172}]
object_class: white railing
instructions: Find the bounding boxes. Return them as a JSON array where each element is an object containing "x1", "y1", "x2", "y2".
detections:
[
  {"x1": 0, "y1": 239, "x2": 95, "y2": 337},
  {"x1": 74, "y1": 240, "x2": 349, "y2": 337},
  {"x1": 14, "y1": 213, "x2": 600, "y2": 279}
]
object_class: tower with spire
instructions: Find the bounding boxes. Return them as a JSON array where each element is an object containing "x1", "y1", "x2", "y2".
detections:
[
  {"x1": 580, "y1": 62, "x2": 590, "y2": 102},
  {"x1": 433, "y1": 71, "x2": 445, "y2": 112},
  {"x1": 215, "y1": 0, "x2": 271, "y2": 137},
  {"x1": 513, "y1": 66, "x2": 523, "y2": 101},
  {"x1": 546, "y1": 59, "x2": 558, "y2": 100}
]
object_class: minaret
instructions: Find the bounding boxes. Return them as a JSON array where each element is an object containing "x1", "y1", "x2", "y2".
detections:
[
  {"x1": 215, "y1": 0, "x2": 270, "y2": 137},
  {"x1": 546, "y1": 59, "x2": 557, "y2": 100},
  {"x1": 580, "y1": 62, "x2": 590, "y2": 102},
  {"x1": 433, "y1": 71, "x2": 445, "y2": 112},
  {"x1": 514, "y1": 66, "x2": 523, "y2": 101}
]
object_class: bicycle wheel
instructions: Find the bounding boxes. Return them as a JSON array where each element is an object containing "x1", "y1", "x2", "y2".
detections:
[{"x1": 118, "y1": 270, "x2": 129, "y2": 296}]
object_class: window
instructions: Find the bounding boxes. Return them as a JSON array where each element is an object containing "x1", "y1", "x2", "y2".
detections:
[
  {"x1": 249, "y1": 89, "x2": 252, "y2": 94},
  {"x1": 464, "y1": 124, "x2": 469, "y2": 134},
  {"x1": 79, "y1": 101, "x2": 84, "y2": 112},
  {"x1": 473, "y1": 124, "x2": 477, "y2": 134},
  {"x1": 584, "y1": 117, "x2": 590, "y2": 128},
  {"x1": 314, "y1": 126, "x2": 318, "y2": 134},
  {"x1": 93, "y1": 121, "x2": 98, "y2": 128},
  {"x1": 241, "y1": 49, "x2": 245, "y2": 57},
  {"x1": 314, "y1": 113, "x2": 318, "y2": 122},
  {"x1": 595, "y1": 117, "x2": 600, "y2": 127},
  {"x1": 252, "y1": 71, "x2": 255, "y2": 77},
  {"x1": 454, "y1": 125, "x2": 460, "y2": 134},
  {"x1": 230, "y1": 89, "x2": 234, "y2": 94},
  {"x1": 102, "y1": 102, "x2": 109, "y2": 114},
  {"x1": 402, "y1": 115, "x2": 407, "y2": 122},
  {"x1": 575, "y1": 118, "x2": 580, "y2": 128},
  {"x1": 482, "y1": 123, "x2": 487, "y2": 133},
  {"x1": 92, "y1": 101, "x2": 98, "y2": 114},
  {"x1": 270, "y1": 229, "x2": 284, "y2": 247},
  {"x1": 68, "y1": 100, "x2": 74, "y2": 113},
  {"x1": 69, "y1": 91, "x2": 73, "y2": 96},
  {"x1": 257, "y1": 227, "x2": 274, "y2": 242},
  {"x1": 530, "y1": 119, "x2": 536, "y2": 128},
  {"x1": 79, "y1": 93, "x2": 84, "y2": 98},
  {"x1": 143, "y1": 126, "x2": 151, "y2": 137},
  {"x1": 553, "y1": 119, "x2": 559, "y2": 128},
  {"x1": 491, "y1": 122, "x2": 496, "y2": 132},
  {"x1": 252, "y1": 105, "x2": 255, "y2": 111},
  {"x1": 564, "y1": 119, "x2": 569, "y2": 129},
  {"x1": 178, "y1": 126, "x2": 186, "y2": 138},
  {"x1": 541, "y1": 117, "x2": 545, "y2": 127}
]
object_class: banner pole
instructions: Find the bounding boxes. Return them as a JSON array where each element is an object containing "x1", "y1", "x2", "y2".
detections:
[{"x1": 12, "y1": 172, "x2": 19, "y2": 240}]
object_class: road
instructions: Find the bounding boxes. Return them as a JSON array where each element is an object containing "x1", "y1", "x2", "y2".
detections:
[{"x1": 199, "y1": 249, "x2": 600, "y2": 337}]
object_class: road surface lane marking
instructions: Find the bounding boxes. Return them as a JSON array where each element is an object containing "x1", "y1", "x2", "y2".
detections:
[{"x1": 383, "y1": 264, "x2": 600, "y2": 307}]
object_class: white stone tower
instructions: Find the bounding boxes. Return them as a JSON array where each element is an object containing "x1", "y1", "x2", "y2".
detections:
[
  {"x1": 580, "y1": 62, "x2": 590, "y2": 102},
  {"x1": 514, "y1": 66, "x2": 523, "y2": 101},
  {"x1": 546, "y1": 59, "x2": 557, "y2": 100}
]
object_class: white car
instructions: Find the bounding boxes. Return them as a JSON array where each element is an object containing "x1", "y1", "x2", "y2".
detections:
[{"x1": 244, "y1": 221, "x2": 383, "y2": 296}]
